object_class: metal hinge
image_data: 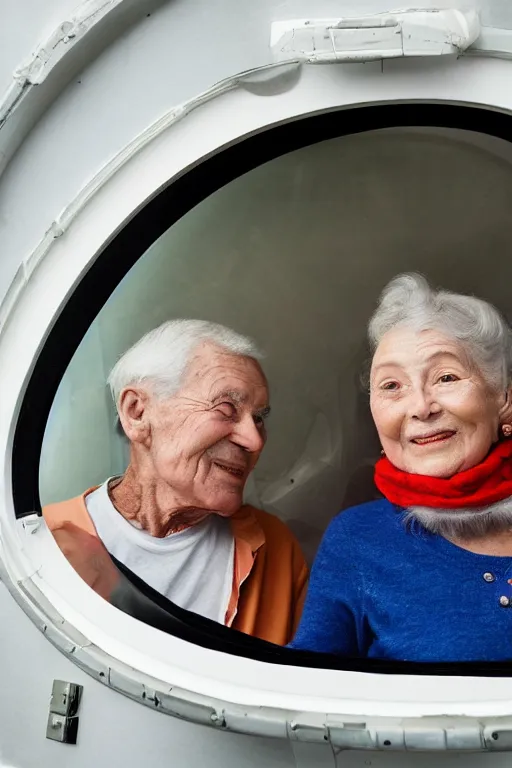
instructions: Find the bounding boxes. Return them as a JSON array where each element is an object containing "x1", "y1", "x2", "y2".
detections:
[{"x1": 46, "y1": 679, "x2": 83, "y2": 745}]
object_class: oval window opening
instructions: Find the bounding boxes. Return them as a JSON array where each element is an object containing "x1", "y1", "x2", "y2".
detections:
[{"x1": 13, "y1": 103, "x2": 512, "y2": 675}]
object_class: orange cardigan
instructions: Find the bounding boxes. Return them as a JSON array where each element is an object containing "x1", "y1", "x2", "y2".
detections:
[{"x1": 43, "y1": 491, "x2": 308, "y2": 646}]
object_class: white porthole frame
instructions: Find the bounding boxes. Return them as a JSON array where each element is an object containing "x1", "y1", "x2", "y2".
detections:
[{"x1": 4, "y1": 56, "x2": 512, "y2": 746}]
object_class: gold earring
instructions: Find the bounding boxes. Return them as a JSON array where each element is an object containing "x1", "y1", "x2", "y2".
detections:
[{"x1": 502, "y1": 424, "x2": 512, "y2": 438}]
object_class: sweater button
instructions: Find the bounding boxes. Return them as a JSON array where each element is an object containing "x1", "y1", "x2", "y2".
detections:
[
  {"x1": 483, "y1": 572, "x2": 496, "y2": 583},
  {"x1": 499, "y1": 596, "x2": 510, "y2": 607}
]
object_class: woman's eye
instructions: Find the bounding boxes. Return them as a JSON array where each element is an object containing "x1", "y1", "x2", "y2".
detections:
[
  {"x1": 438, "y1": 374, "x2": 458, "y2": 383},
  {"x1": 381, "y1": 381, "x2": 400, "y2": 391},
  {"x1": 217, "y1": 402, "x2": 237, "y2": 418}
]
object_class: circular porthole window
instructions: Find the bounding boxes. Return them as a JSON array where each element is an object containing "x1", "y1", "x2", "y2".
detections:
[{"x1": 4, "y1": 90, "x2": 512, "y2": 742}]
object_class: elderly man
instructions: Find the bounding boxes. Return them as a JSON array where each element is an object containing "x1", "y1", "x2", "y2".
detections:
[{"x1": 43, "y1": 320, "x2": 308, "y2": 645}]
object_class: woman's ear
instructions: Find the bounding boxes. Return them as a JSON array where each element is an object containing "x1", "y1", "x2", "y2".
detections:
[
  {"x1": 118, "y1": 387, "x2": 151, "y2": 444},
  {"x1": 498, "y1": 385, "x2": 512, "y2": 437}
]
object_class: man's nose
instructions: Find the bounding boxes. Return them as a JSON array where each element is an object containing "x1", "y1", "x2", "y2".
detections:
[
  {"x1": 232, "y1": 414, "x2": 265, "y2": 453},
  {"x1": 409, "y1": 387, "x2": 441, "y2": 420}
]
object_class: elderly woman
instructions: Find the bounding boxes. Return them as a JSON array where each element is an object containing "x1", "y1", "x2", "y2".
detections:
[{"x1": 290, "y1": 273, "x2": 512, "y2": 662}]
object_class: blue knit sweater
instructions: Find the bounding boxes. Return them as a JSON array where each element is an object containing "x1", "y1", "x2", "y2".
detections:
[{"x1": 290, "y1": 500, "x2": 512, "y2": 661}]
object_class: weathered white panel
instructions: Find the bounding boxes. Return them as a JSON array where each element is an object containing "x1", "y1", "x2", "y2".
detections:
[
  {"x1": 0, "y1": 0, "x2": 511, "y2": 310},
  {"x1": 0, "y1": 581, "x2": 296, "y2": 768},
  {"x1": 0, "y1": 0, "x2": 375, "y2": 300},
  {"x1": 0, "y1": 0, "x2": 86, "y2": 93}
]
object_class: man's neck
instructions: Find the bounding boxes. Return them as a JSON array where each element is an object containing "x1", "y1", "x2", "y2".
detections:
[{"x1": 108, "y1": 469, "x2": 209, "y2": 538}]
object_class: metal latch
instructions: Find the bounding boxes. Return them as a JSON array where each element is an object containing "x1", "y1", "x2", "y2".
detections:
[{"x1": 46, "y1": 679, "x2": 83, "y2": 744}]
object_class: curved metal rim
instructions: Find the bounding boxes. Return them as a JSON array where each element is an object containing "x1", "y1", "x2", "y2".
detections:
[{"x1": 4, "y1": 545, "x2": 512, "y2": 750}]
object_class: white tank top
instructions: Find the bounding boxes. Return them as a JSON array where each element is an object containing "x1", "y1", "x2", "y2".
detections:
[{"x1": 86, "y1": 479, "x2": 235, "y2": 624}]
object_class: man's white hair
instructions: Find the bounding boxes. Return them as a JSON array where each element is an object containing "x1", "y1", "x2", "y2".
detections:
[
  {"x1": 368, "y1": 272, "x2": 512, "y2": 391},
  {"x1": 108, "y1": 319, "x2": 263, "y2": 407}
]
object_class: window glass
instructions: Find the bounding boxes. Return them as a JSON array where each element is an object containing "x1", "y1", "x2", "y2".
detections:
[{"x1": 40, "y1": 126, "x2": 512, "y2": 565}]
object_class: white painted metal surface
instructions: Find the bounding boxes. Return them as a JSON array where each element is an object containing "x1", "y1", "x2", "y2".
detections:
[
  {"x1": 270, "y1": 9, "x2": 481, "y2": 63},
  {"x1": 4, "y1": 1, "x2": 512, "y2": 765}
]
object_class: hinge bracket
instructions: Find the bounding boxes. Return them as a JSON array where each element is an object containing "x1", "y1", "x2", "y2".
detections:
[{"x1": 46, "y1": 679, "x2": 83, "y2": 745}]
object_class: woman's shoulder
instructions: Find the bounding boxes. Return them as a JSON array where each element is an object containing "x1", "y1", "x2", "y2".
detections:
[
  {"x1": 323, "y1": 498, "x2": 399, "y2": 543},
  {"x1": 311, "y1": 499, "x2": 400, "y2": 576}
]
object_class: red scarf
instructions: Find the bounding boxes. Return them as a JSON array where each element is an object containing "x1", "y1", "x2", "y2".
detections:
[{"x1": 374, "y1": 439, "x2": 512, "y2": 509}]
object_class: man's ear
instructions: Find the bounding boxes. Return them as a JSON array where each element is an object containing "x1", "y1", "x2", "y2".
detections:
[
  {"x1": 118, "y1": 387, "x2": 151, "y2": 444},
  {"x1": 498, "y1": 385, "x2": 512, "y2": 435}
]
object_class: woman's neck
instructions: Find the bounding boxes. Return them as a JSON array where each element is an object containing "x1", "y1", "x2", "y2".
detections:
[
  {"x1": 108, "y1": 468, "x2": 209, "y2": 538},
  {"x1": 449, "y1": 528, "x2": 512, "y2": 557}
]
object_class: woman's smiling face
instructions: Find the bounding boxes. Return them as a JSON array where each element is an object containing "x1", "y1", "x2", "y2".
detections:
[{"x1": 370, "y1": 327, "x2": 506, "y2": 478}]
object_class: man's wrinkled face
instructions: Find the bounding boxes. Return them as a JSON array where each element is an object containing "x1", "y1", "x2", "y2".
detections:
[{"x1": 138, "y1": 343, "x2": 269, "y2": 515}]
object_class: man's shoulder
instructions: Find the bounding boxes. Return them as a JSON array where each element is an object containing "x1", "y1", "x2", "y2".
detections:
[
  {"x1": 235, "y1": 506, "x2": 308, "y2": 591},
  {"x1": 42, "y1": 488, "x2": 98, "y2": 535},
  {"x1": 236, "y1": 504, "x2": 299, "y2": 544},
  {"x1": 233, "y1": 506, "x2": 308, "y2": 577}
]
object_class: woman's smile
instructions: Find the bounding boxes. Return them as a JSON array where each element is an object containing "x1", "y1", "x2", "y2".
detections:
[{"x1": 409, "y1": 430, "x2": 456, "y2": 446}]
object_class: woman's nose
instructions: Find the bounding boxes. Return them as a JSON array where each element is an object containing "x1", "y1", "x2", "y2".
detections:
[
  {"x1": 232, "y1": 414, "x2": 265, "y2": 453},
  {"x1": 409, "y1": 388, "x2": 440, "y2": 420}
]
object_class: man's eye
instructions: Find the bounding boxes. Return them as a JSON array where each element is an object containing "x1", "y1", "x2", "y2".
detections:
[
  {"x1": 217, "y1": 402, "x2": 237, "y2": 418},
  {"x1": 253, "y1": 407, "x2": 270, "y2": 427},
  {"x1": 438, "y1": 374, "x2": 458, "y2": 383}
]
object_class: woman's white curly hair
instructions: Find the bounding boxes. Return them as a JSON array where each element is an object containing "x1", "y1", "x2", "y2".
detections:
[{"x1": 368, "y1": 272, "x2": 512, "y2": 391}]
